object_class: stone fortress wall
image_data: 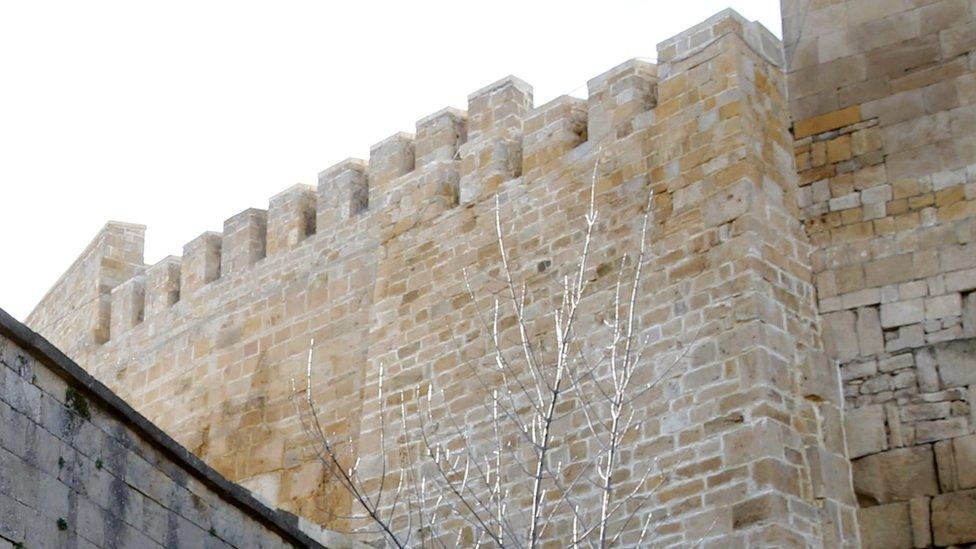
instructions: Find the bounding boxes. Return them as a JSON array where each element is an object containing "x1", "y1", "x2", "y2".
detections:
[
  {"x1": 25, "y1": 2, "x2": 976, "y2": 547},
  {"x1": 782, "y1": 0, "x2": 976, "y2": 546}
]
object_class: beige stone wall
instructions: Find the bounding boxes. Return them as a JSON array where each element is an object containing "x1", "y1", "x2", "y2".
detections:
[
  {"x1": 0, "y1": 318, "x2": 324, "y2": 548},
  {"x1": 782, "y1": 0, "x2": 976, "y2": 546},
  {"x1": 28, "y1": 9, "x2": 861, "y2": 546}
]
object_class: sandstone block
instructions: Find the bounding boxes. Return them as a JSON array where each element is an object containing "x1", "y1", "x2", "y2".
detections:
[
  {"x1": 953, "y1": 434, "x2": 976, "y2": 490},
  {"x1": 881, "y1": 299, "x2": 925, "y2": 328},
  {"x1": 946, "y1": 267, "x2": 976, "y2": 292},
  {"x1": 703, "y1": 179, "x2": 755, "y2": 227},
  {"x1": 932, "y1": 488, "x2": 976, "y2": 546},
  {"x1": 845, "y1": 405, "x2": 888, "y2": 458},
  {"x1": 916, "y1": 417, "x2": 969, "y2": 443},
  {"x1": 964, "y1": 292, "x2": 976, "y2": 337},
  {"x1": 934, "y1": 338, "x2": 976, "y2": 388},
  {"x1": 858, "y1": 502, "x2": 912, "y2": 549},
  {"x1": 866, "y1": 254, "x2": 914, "y2": 288},
  {"x1": 852, "y1": 446, "x2": 939, "y2": 504},
  {"x1": 823, "y1": 310, "x2": 859, "y2": 361},
  {"x1": 925, "y1": 292, "x2": 962, "y2": 320},
  {"x1": 909, "y1": 497, "x2": 932, "y2": 548},
  {"x1": 794, "y1": 106, "x2": 861, "y2": 138}
]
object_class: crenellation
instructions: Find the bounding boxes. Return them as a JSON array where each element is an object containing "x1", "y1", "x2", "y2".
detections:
[
  {"x1": 110, "y1": 272, "x2": 146, "y2": 337},
  {"x1": 414, "y1": 107, "x2": 466, "y2": 166},
  {"x1": 267, "y1": 184, "x2": 317, "y2": 255},
  {"x1": 522, "y1": 95, "x2": 587, "y2": 178},
  {"x1": 367, "y1": 133, "x2": 415, "y2": 209},
  {"x1": 458, "y1": 76, "x2": 531, "y2": 204},
  {"x1": 317, "y1": 158, "x2": 369, "y2": 229},
  {"x1": 180, "y1": 231, "x2": 222, "y2": 298},
  {"x1": 222, "y1": 208, "x2": 268, "y2": 275},
  {"x1": 585, "y1": 59, "x2": 657, "y2": 142},
  {"x1": 465, "y1": 75, "x2": 532, "y2": 141},
  {"x1": 145, "y1": 256, "x2": 181, "y2": 318}
]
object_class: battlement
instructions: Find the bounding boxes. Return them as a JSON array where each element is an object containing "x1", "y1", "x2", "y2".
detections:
[{"x1": 29, "y1": 8, "x2": 795, "y2": 351}]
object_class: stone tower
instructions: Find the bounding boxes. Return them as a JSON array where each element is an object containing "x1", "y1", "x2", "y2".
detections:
[{"x1": 782, "y1": 0, "x2": 976, "y2": 545}]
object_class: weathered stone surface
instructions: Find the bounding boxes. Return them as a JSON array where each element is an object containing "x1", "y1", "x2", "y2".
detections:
[
  {"x1": 858, "y1": 502, "x2": 912, "y2": 549},
  {"x1": 852, "y1": 446, "x2": 939, "y2": 505},
  {"x1": 845, "y1": 405, "x2": 888, "y2": 458},
  {"x1": 0, "y1": 319, "x2": 325, "y2": 548},
  {"x1": 881, "y1": 300, "x2": 925, "y2": 328},
  {"x1": 932, "y1": 489, "x2": 976, "y2": 546},
  {"x1": 823, "y1": 310, "x2": 859, "y2": 361},
  {"x1": 909, "y1": 497, "x2": 931, "y2": 548},
  {"x1": 935, "y1": 338, "x2": 976, "y2": 387}
]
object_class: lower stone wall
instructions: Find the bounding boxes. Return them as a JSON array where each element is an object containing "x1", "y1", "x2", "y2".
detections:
[
  {"x1": 0, "y1": 310, "x2": 327, "y2": 548},
  {"x1": 844, "y1": 338, "x2": 976, "y2": 547}
]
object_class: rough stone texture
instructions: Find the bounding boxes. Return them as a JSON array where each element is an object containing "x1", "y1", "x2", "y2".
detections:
[
  {"x1": 857, "y1": 502, "x2": 912, "y2": 549},
  {"x1": 785, "y1": 0, "x2": 976, "y2": 544},
  {"x1": 931, "y1": 489, "x2": 976, "y2": 546},
  {"x1": 24, "y1": 9, "x2": 860, "y2": 547},
  {"x1": 0, "y1": 312, "x2": 331, "y2": 548}
]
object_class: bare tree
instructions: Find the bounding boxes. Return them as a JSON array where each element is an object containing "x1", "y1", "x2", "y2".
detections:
[{"x1": 292, "y1": 153, "x2": 706, "y2": 547}]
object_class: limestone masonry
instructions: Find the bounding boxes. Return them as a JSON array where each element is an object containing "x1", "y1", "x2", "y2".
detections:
[
  {"x1": 21, "y1": 1, "x2": 976, "y2": 547},
  {"x1": 0, "y1": 309, "x2": 329, "y2": 547}
]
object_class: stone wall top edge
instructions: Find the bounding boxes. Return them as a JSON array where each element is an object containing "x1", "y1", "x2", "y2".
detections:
[
  {"x1": 656, "y1": 8, "x2": 784, "y2": 69},
  {"x1": 29, "y1": 9, "x2": 790, "y2": 345},
  {"x1": 0, "y1": 306, "x2": 327, "y2": 548},
  {"x1": 26, "y1": 221, "x2": 146, "y2": 325}
]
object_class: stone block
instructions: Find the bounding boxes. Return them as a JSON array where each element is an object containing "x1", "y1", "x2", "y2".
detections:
[
  {"x1": 858, "y1": 502, "x2": 912, "y2": 549},
  {"x1": 845, "y1": 405, "x2": 888, "y2": 459},
  {"x1": 945, "y1": 267, "x2": 976, "y2": 292},
  {"x1": 953, "y1": 434, "x2": 976, "y2": 490},
  {"x1": 925, "y1": 292, "x2": 962, "y2": 320},
  {"x1": 823, "y1": 310, "x2": 859, "y2": 361},
  {"x1": 932, "y1": 489, "x2": 976, "y2": 546},
  {"x1": 964, "y1": 292, "x2": 976, "y2": 337},
  {"x1": 881, "y1": 299, "x2": 925, "y2": 328},
  {"x1": 909, "y1": 497, "x2": 932, "y2": 548},
  {"x1": 794, "y1": 106, "x2": 861, "y2": 138},
  {"x1": 866, "y1": 254, "x2": 914, "y2": 288},
  {"x1": 703, "y1": 179, "x2": 755, "y2": 227},
  {"x1": 916, "y1": 417, "x2": 969, "y2": 443},
  {"x1": 857, "y1": 307, "x2": 884, "y2": 356},
  {"x1": 935, "y1": 338, "x2": 976, "y2": 388},
  {"x1": 852, "y1": 446, "x2": 939, "y2": 505}
]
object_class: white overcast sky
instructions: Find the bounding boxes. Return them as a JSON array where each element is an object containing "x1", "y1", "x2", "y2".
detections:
[{"x1": 0, "y1": 1, "x2": 781, "y2": 322}]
